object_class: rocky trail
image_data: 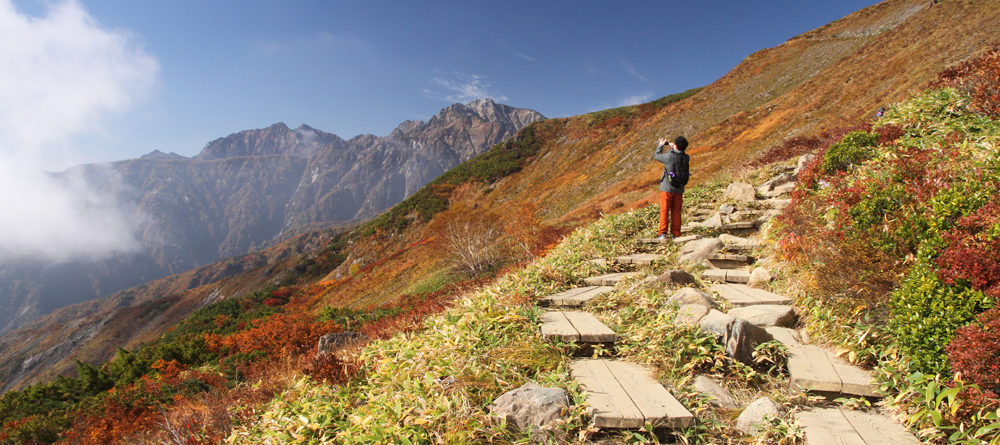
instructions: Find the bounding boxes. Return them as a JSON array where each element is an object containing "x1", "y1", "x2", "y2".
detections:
[{"x1": 494, "y1": 156, "x2": 920, "y2": 443}]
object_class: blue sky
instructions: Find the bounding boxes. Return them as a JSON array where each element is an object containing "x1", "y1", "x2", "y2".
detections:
[{"x1": 8, "y1": 0, "x2": 880, "y2": 166}]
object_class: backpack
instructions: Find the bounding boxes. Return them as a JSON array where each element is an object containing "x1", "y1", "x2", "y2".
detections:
[{"x1": 668, "y1": 156, "x2": 689, "y2": 188}]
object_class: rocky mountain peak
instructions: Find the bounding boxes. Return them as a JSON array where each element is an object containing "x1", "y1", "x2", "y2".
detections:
[{"x1": 139, "y1": 149, "x2": 187, "y2": 160}]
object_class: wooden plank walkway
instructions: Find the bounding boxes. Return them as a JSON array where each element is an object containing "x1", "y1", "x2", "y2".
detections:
[
  {"x1": 540, "y1": 310, "x2": 616, "y2": 344},
  {"x1": 706, "y1": 253, "x2": 752, "y2": 269},
  {"x1": 701, "y1": 269, "x2": 750, "y2": 284},
  {"x1": 785, "y1": 344, "x2": 879, "y2": 397},
  {"x1": 796, "y1": 407, "x2": 920, "y2": 444},
  {"x1": 571, "y1": 359, "x2": 694, "y2": 429},
  {"x1": 539, "y1": 286, "x2": 614, "y2": 307},
  {"x1": 584, "y1": 272, "x2": 640, "y2": 286},
  {"x1": 614, "y1": 253, "x2": 667, "y2": 266},
  {"x1": 709, "y1": 283, "x2": 792, "y2": 307}
]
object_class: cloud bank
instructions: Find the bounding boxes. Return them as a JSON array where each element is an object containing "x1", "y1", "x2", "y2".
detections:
[{"x1": 0, "y1": 0, "x2": 159, "y2": 262}]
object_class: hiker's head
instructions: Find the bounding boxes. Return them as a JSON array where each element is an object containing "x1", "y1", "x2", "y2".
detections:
[{"x1": 674, "y1": 136, "x2": 688, "y2": 152}]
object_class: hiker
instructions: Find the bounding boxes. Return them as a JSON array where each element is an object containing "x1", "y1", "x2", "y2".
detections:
[
  {"x1": 876, "y1": 107, "x2": 886, "y2": 117},
  {"x1": 653, "y1": 136, "x2": 690, "y2": 240}
]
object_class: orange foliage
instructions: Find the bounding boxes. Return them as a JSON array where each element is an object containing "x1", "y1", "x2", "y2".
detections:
[{"x1": 209, "y1": 313, "x2": 340, "y2": 357}]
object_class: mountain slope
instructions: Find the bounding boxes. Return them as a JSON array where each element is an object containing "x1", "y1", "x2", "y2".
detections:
[
  {"x1": 1, "y1": 0, "x2": 999, "y2": 435},
  {"x1": 0, "y1": 99, "x2": 543, "y2": 335}
]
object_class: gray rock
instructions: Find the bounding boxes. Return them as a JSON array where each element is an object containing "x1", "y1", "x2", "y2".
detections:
[
  {"x1": 756, "y1": 172, "x2": 797, "y2": 195},
  {"x1": 693, "y1": 375, "x2": 738, "y2": 409},
  {"x1": 724, "y1": 182, "x2": 757, "y2": 202},
  {"x1": 656, "y1": 270, "x2": 697, "y2": 286},
  {"x1": 698, "y1": 309, "x2": 734, "y2": 338},
  {"x1": 317, "y1": 331, "x2": 370, "y2": 358},
  {"x1": 679, "y1": 238, "x2": 724, "y2": 264},
  {"x1": 765, "y1": 182, "x2": 797, "y2": 198},
  {"x1": 491, "y1": 383, "x2": 570, "y2": 434},
  {"x1": 677, "y1": 304, "x2": 709, "y2": 325},
  {"x1": 719, "y1": 233, "x2": 750, "y2": 245},
  {"x1": 719, "y1": 204, "x2": 737, "y2": 215},
  {"x1": 728, "y1": 305, "x2": 796, "y2": 328},
  {"x1": 668, "y1": 287, "x2": 718, "y2": 309},
  {"x1": 794, "y1": 154, "x2": 816, "y2": 175},
  {"x1": 700, "y1": 212, "x2": 724, "y2": 229},
  {"x1": 725, "y1": 319, "x2": 774, "y2": 365},
  {"x1": 736, "y1": 397, "x2": 781, "y2": 435},
  {"x1": 748, "y1": 267, "x2": 773, "y2": 288}
]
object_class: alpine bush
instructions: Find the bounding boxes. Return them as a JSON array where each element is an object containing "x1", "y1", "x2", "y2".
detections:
[
  {"x1": 820, "y1": 130, "x2": 879, "y2": 173},
  {"x1": 948, "y1": 307, "x2": 1000, "y2": 395}
]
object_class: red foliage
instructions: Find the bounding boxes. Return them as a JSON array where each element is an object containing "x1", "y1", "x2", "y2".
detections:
[
  {"x1": 61, "y1": 395, "x2": 159, "y2": 444},
  {"x1": 210, "y1": 313, "x2": 340, "y2": 357},
  {"x1": 262, "y1": 298, "x2": 286, "y2": 307},
  {"x1": 934, "y1": 44, "x2": 1000, "y2": 117},
  {"x1": 302, "y1": 353, "x2": 362, "y2": 384},
  {"x1": 947, "y1": 307, "x2": 1000, "y2": 396},
  {"x1": 936, "y1": 198, "x2": 1000, "y2": 299}
]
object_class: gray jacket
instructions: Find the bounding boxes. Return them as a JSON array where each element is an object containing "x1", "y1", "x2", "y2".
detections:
[{"x1": 654, "y1": 144, "x2": 690, "y2": 194}]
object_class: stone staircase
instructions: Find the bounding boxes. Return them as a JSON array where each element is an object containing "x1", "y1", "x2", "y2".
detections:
[{"x1": 511, "y1": 162, "x2": 919, "y2": 442}]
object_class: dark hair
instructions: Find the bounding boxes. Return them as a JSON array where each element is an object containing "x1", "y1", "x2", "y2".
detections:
[{"x1": 674, "y1": 136, "x2": 688, "y2": 152}]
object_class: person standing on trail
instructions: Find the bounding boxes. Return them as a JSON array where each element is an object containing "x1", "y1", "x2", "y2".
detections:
[{"x1": 654, "y1": 136, "x2": 690, "y2": 240}]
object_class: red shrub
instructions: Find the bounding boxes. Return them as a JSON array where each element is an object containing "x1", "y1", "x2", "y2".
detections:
[
  {"x1": 302, "y1": 353, "x2": 361, "y2": 384},
  {"x1": 212, "y1": 313, "x2": 340, "y2": 357},
  {"x1": 947, "y1": 307, "x2": 1000, "y2": 396},
  {"x1": 936, "y1": 198, "x2": 1000, "y2": 299},
  {"x1": 935, "y1": 44, "x2": 1000, "y2": 117}
]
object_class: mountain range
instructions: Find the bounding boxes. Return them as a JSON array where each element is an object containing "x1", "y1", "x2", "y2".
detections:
[{"x1": 0, "y1": 98, "x2": 543, "y2": 335}]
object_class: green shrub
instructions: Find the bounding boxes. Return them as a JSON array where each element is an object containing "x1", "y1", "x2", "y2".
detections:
[
  {"x1": 890, "y1": 259, "x2": 994, "y2": 374},
  {"x1": 821, "y1": 130, "x2": 879, "y2": 173}
]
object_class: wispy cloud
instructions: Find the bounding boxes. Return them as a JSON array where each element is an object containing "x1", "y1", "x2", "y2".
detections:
[
  {"x1": 511, "y1": 50, "x2": 537, "y2": 62},
  {"x1": 256, "y1": 31, "x2": 368, "y2": 55},
  {"x1": 620, "y1": 94, "x2": 653, "y2": 106},
  {"x1": 621, "y1": 57, "x2": 652, "y2": 84},
  {"x1": 423, "y1": 71, "x2": 508, "y2": 103},
  {"x1": 0, "y1": 0, "x2": 158, "y2": 262}
]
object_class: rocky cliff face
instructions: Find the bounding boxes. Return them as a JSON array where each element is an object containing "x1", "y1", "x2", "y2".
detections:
[{"x1": 0, "y1": 99, "x2": 543, "y2": 333}]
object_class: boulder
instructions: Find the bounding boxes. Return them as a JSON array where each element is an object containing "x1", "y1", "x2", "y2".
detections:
[
  {"x1": 727, "y1": 305, "x2": 797, "y2": 328},
  {"x1": 724, "y1": 182, "x2": 757, "y2": 202},
  {"x1": 676, "y1": 304, "x2": 709, "y2": 325},
  {"x1": 491, "y1": 383, "x2": 570, "y2": 434},
  {"x1": 668, "y1": 287, "x2": 718, "y2": 309},
  {"x1": 693, "y1": 375, "x2": 738, "y2": 409},
  {"x1": 679, "y1": 238, "x2": 724, "y2": 264},
  {"x1": 655, "y1": 270, "x2": 697, "y2": 286},
  {"x1": 700, "y1": 212, "x2": 723, "y2": 229},
  {"x1": 765, "y1": 182, "x2": 797, "y2": 198},
  {"x1": 698, "y1": 310, "x2": 734, "y2": 338},
  {"x1": 317, "y1": 331, "x2": 370, "y2": 358},
  {"x1": 736, "y1": 397, "x2": 781, "y2": 435},
  {"x1": 794, "y1": 154, "x2": 816, "y2": 175},
  {"x1": 748, "y1": 267, "x2": 773, "y2": 288},
  {"x1": 756, "y1": 172, "x2": 796, "y2": 195},
  {"x1": 719, "y1": 203, "x2": 737, "y2": 215},
  {"x1": 725, "y1": 319, "x2": 774, "y2": 365}
]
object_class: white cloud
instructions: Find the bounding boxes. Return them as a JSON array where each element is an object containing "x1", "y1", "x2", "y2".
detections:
[
  {"x1": 620, "y1": 94, "x2": 653, "y2": 106},
  {"x1": 621, "y1": 57, "x2": 651, "y2": 84},
  {"x1": 511, "y1": 50, "x2": 536, "y2": 62},
  {"x1": 0, "y1": 0, "x2": 159, "y2": 262},
  {"x1": 423, "y1": 71, "x2": 508, "y2": 103}
]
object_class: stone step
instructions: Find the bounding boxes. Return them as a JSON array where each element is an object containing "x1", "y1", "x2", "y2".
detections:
[
  {"x1": 701, "y1": 269, "x2": 750, "y2": 284},
  {"x1": 540, "y1": 310, "x2": 617, "y2": 344},
  {"x1": 571, "y1": 358, "x2": 694, "y2": 429},
  {"x1": 764, "y1": 198, "x2": 792, "y2": 210},
  {"x1": 613, "y1": 253, "x2": 668, "y2": 266},
  {"x1": 709, "y1": 283, "x2": 792, "y2": 307},
  {"x1": 540, "y1": 286, "x2": 614, "y2": 307},
  {"x1": 796, "y1": 407, "x2": 919, "y2": 444},
  {"x1": 785, "y1": 344, "x2": 879, "y2": 397},
  {"x1": 722, "y1": 242, "x2": 763, "y2": 253},
  {"x1": 584, "y1": 272, "x2": 640, "y2": 286},
  {"x1": 721, "y1": 221, "x2": 758, "y2": 231},
  {"x1": 727, "y1": 305, "x2": 797, "y2": 327},
  {"x1": 706, "y1": 253, "x2": 752, "y2": 269},
  {"x1": 640, "y1": 236, "x2": 702, "y2": 245}
]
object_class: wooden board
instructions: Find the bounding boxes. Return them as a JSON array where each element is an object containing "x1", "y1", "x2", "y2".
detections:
[
  {"x1": 721, "y1": 221, "x2": 757, "y2": 231},
  {"x1": 541, "y1": 286, "x2": 613, "y2": 307},
  {"x1": 614, "y1": 253, "x2": 667, "y2": 265},
  {"x1": 709, "y1": 284, "x2": 791, "y2": 307},
  {"x1": 571, "y1": 359, "x2": 644, "y2": 428},
  {"x1": 540, "y1": 311, "x2": 579, "y2": 342},
  {"x1": 563, "y1": 311, "x2": 617, "y2": 343},
  {"x1": 840, "y1": 408, "x2": 920, "y2": 444},
  {"x1": 788, "y1": 345, "x2": 842, "y2": 393},
  {"x1": 584, "y1": 272, "x2": 639, "y2": 286},
  {"x1": 827, "y1": 352, "x2": 879, "y2": 398},
  {"x1": 605, "y1": 360, "x2": 694, "y2": 428},
  {"x1": 796, "y1": 408, "x2": 867, "y2": 445},
  {"x1": 702, "y1": 269, "x2": 728, "y2": 282},
  {"x1": 702, "y1": 270, "x2": 751, "y2": 284},
  {"x1": 571, "y1": 359, "x2": 693, "y2": 429}
]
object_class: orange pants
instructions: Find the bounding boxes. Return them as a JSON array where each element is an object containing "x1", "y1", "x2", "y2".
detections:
[{"x1": 658, "y1": 191, "x2": 683, "y2": 237}]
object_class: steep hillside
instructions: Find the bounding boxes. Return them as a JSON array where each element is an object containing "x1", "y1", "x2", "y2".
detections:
[
  {"x1": 2, "y1": 0, "x2": 1000, "y2": 442},
  {"x1": 0, "y1": 99, "x2": 542, "y2": 335}
]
